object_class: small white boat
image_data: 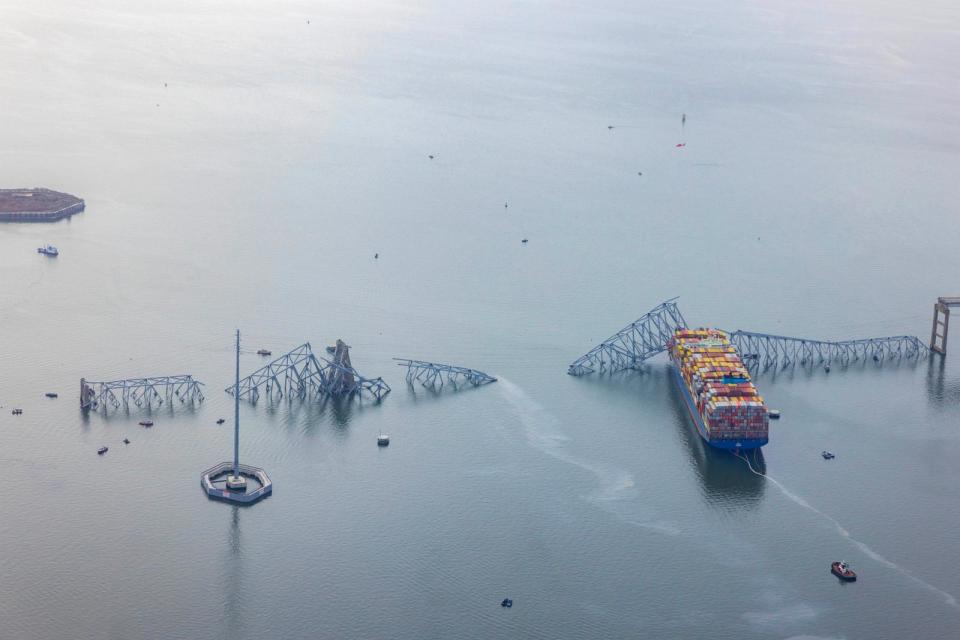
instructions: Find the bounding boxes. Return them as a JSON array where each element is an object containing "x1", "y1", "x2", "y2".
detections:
[
  {"x1": 37, "y1": 244, "x2": 58, "y2": 256},
  {"x1": 377, "y1": 433, "x2": 390, "y2": 447},
  {"x1": 768, "y1": 409, "x2": 780, "y2": 419}
]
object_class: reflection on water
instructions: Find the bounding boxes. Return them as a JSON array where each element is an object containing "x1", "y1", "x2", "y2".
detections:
[
  {"x1": 224, "y1": 505, "x2": 244, "y2": 639},
  {"x1": 666, "y1": 371, "x2": 766, "y2": 508}
]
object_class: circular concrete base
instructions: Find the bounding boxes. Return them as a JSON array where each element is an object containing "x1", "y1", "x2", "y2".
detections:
[{"x1": 201, "y1": 462, "x2": 272, "y2": 504}]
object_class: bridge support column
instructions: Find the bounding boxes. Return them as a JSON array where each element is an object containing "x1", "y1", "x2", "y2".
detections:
[{"x1": 931, "y1": 302, "x2": 950, "y2": 355}]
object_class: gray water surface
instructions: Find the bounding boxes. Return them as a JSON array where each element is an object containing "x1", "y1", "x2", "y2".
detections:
[{"x1": 1, "y1": 1, "x2": 959, "y2": 638}]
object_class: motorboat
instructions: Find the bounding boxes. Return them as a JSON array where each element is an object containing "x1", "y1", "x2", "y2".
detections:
[
  {"x1": 37, "y1": 244, "x2": 58, "y2": 256},
  {"x1": 377, "y1": 433, "x2": 390, "y2": 447},
  {"x1": 11, "y1": 408, "x2": 22, "y2": 415},
  {"x1": 216, "y1": 418, "x2": 226, "y2": 424},
  {"x1": 123, "y1": 438, "x2": 130, "y2": 444},
  {"x1": 139, "y1": 420, "x2": 154, "y2": 427},
  {"x1": 256, "y1": 349, "x2": 272, "y2": 356},
  {"x1": 822, "y1": 451, "x2": 835, "y2": 460},
  {"x1": 767, "y1": 409, "x2": 780, "y2": 419},
  {"x1": 97, "y1": 447, "x2": 108, "y2": 455},
  {"x1": 831, "y1": 561, "x2": 857, "y2": 581},
  {"x1": 45, "y1": 392, "x2": 58, "y2": 398},
  {"x1": 500, "y1": 598, "x2": 513, "y2": 608},
  {"x1": 521, "y1": 238, "x2": 528, "y2": 244}
]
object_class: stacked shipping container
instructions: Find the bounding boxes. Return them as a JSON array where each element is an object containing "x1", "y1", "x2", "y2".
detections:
[{"x1": 667, "y1": 328, "x2": 769, "y2": 449}]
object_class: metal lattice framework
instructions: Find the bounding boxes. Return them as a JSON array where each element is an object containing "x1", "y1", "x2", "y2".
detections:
[
  {"x1": 727, "y1": 331, "x2": 929, "y2": 371},
  {"x1": 567, "y1": 299, "x2": 688, "y2": 375},
  {"x1": 394, "y1": 358, "x2": 496, "y2": 389},
  {"x1": 225, "y1": 342, "x2": 390, "y2": 402},
  {"x1": 80, "y1": 375, "x2": 204, "y2": 410}
]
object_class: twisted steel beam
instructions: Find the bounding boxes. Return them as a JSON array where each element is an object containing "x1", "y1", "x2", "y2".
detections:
[{"x1": 567, "y1": 298, "x2": 687, "y2": 375}]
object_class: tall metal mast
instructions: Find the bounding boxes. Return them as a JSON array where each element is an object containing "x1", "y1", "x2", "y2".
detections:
[{"x1": 233, "y1": 329, "x2": 240, "y2": 479}]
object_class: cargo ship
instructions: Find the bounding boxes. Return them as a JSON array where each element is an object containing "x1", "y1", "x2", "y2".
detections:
[{"x1": 667, "y1": 328, "x2": 769, "y2": 450}]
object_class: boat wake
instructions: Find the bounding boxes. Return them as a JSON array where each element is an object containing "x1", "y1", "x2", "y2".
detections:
[
  {"x1": 735, "y1": 452, "x2": 958, "y2": 609},
  {"x1": 498, "y1": 378, "x2": 680, "y2": 535}
]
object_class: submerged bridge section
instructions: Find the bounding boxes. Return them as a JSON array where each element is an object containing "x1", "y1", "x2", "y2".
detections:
[
  {"x1": 80, "y1": 375, "x2": 204, "y2": 410},
  {"x1": 728, "y1": 331, "x2": 929, "y2": 371},
  {"x1": 567, "y1": 299, "x2": 687, "y2": 376},
  {"x1": 226, "y1": 341, "x2": 390, "y2": 402},
  {"x1": 394, "y1": 359, "x2": 496, "y2": 389}
]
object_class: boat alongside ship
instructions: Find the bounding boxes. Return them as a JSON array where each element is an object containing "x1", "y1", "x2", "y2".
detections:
[{"x1": 668, "y1": 328, "x2": 769, "y2": 451}]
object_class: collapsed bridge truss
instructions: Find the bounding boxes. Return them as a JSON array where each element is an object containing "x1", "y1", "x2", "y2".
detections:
[
  {"x1": 568, "y1": 299, "x2": 929, "y2": 376},
  {"x1": 394, "y1": 358, "x2": 496, "y2": 389},
  {"x1": 225, "y1": 342, "x2": 390, "y2": 402},
  {"x1": 80, "y1": 375, "x2": 204, "y2": 410}
]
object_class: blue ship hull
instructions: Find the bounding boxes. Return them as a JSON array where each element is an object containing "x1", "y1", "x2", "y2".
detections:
[{"x1": 670, "y1": 363, "x2": 767, "y2": 451}]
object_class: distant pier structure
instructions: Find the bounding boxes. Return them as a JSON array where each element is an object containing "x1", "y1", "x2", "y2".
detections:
[
  {"x1": 80, "y1": 375, "x2": 204, "y2": 410},
  {"x1": 0, "y1": 188, "x2": 84, "y2": 222},
  {"x1": 930, "y1": 297, "x2": 960, "y2": 355}
]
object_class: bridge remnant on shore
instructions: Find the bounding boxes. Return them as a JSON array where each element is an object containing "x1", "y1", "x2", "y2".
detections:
[
  {"x1": 567, "y1": 299, "x2": 687, "y2": 375},
  {"x1": 226, "y1": 341, "x2": 390, "y2": 402},
  {"x1": 568, "y1": 298, "x2": 930, "y2": 376},
  {"x1": 930, "y1": 297, "x2": 960, "y2": 355},
  {"x1": 80, "y1": 375, "x2": 204, "y2": 410},
  {"x1": 394, "y1": 359, "x2": 496, "y2": 389}
]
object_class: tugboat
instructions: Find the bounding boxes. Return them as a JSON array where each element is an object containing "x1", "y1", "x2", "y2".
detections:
[
  {"x1": 45, "y1": 392, "x2": 58, "y2": 398},
  {"x1": 11, "y1": 408, "x2": 22, "y2": 415},
  {"x1": 822, "y1": 451, "x2": 835, "y2": 460},
  {"x1": 256, "y1": 349, "x2": 272, "y2": 356},
  {"x1": 139, "y1": 420, "x2": 154, "y2": 427},
  {"x1": 97, "y1": 447, "x2": 108, "y2": 455},
  {"x1": 37, "y1": 244, "x2": 59, "y2": 256},
  {"x1": 831, "y1": 561, "x2": 857, "y2": 582},
  {"x1": 377, "y1": 433, "x2": 390, "y2": 447},
  {"x1": 500, "y1": 598, "x2": 513, "y2": 608}
]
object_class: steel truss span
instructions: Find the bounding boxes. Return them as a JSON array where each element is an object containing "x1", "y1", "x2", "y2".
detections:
[
  {"x1": 225, "y1": 342, "x2": 390, "y2": 402},
  {"x1": 727, "y1": 331, "x2": 929, "y2": 371},
  {"x1": 80, "y1": 375, "x2": 204, "y2": 410},
  {"x1": 567, "y1": 299, "x2": 688, "y2": 376},
  {"x1": 394, "y1": 359, "x2": 496, "y2": 389}
]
